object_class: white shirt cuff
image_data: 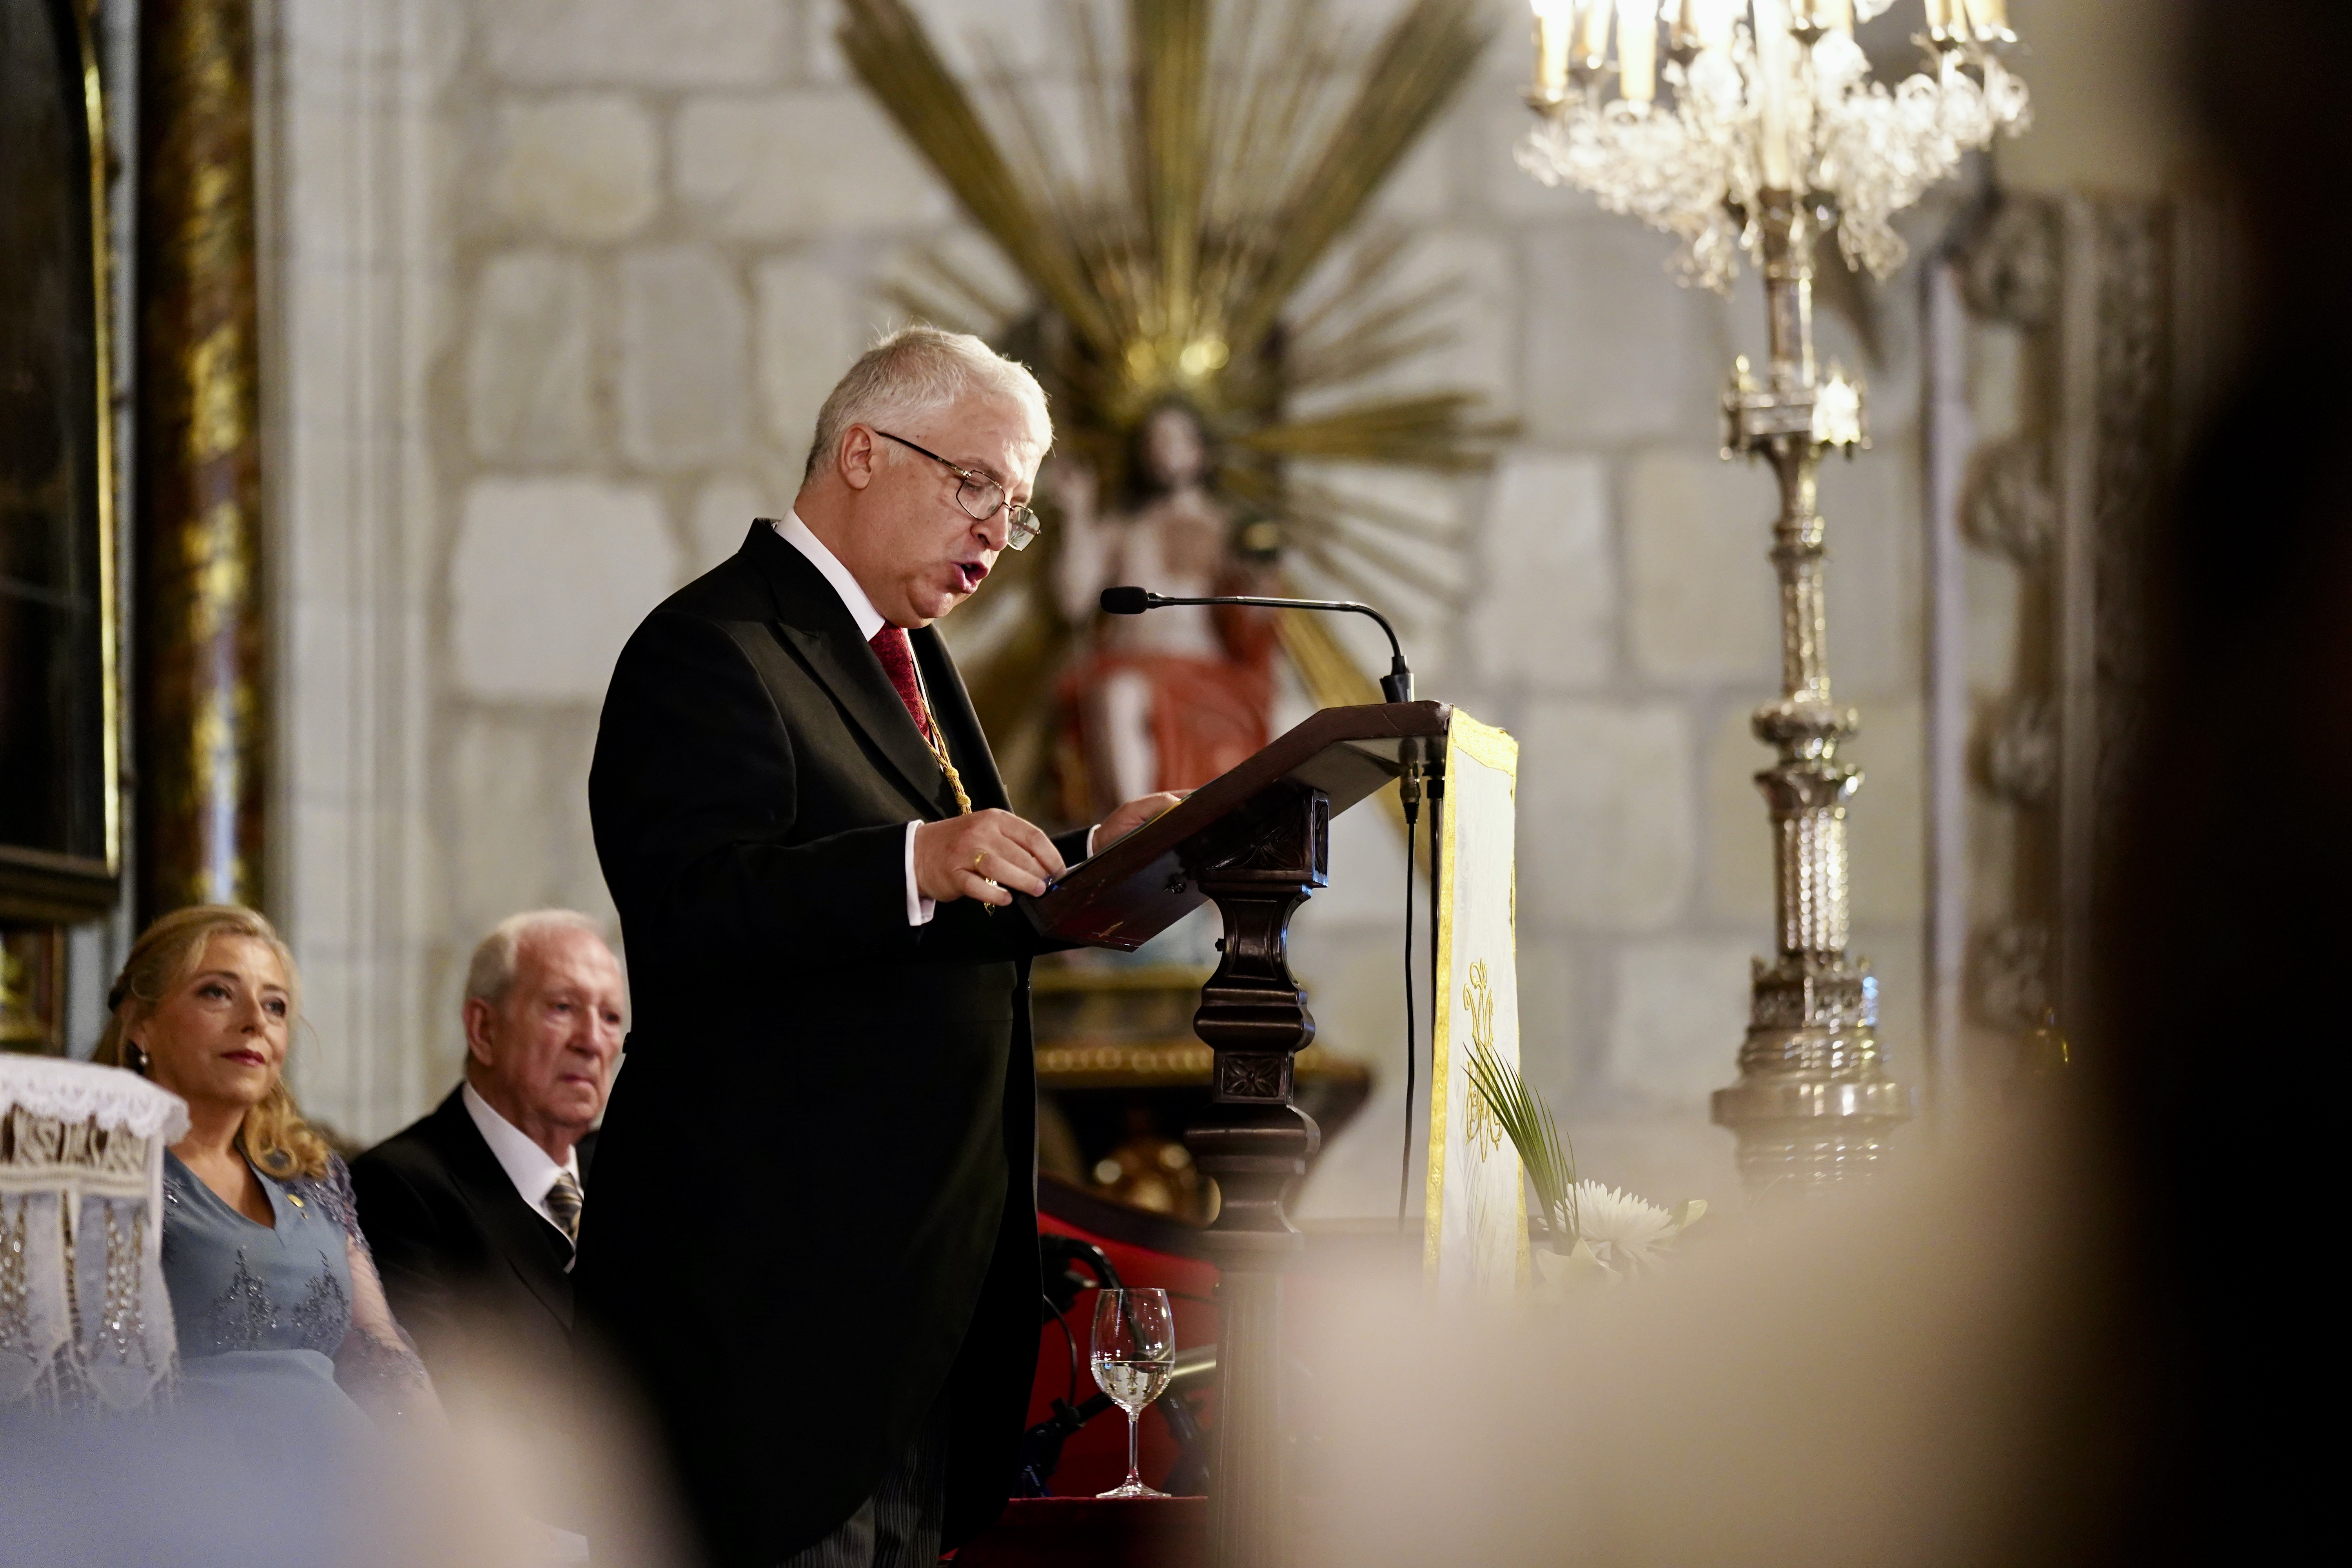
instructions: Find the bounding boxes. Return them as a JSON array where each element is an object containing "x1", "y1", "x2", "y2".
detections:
[
  {"x1": 904, "y1": 821, "x2": 935, "y2": 926},
  {"x1": 1086, "y1": 824, "x2": 1100, "y2": 859}
]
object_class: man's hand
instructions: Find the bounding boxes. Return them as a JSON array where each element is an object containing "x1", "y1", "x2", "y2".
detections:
[
  {"x1": 914, "y1": 809, "x2": 1068, "y2": 907},
  {"x1": 1095, "y1": 791, "x2": 1188, "y2": 852}
]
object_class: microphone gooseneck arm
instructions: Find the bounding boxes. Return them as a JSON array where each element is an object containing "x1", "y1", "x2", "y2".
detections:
[{"x1": 1097, "y1": 586, "x2": 1414, "y2": 703}]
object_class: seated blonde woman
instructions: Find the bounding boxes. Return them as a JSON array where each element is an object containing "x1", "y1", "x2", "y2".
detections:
[{"x1": 96, "y1": 905, "x2": 437, "y2": 1428}]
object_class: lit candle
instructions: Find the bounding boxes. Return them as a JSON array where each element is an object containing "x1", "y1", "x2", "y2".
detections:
[
  {"x1": 1923, "y1": 0, "x2": 1951, "y2": 39},
  {"x1": 1575, "y1": 0, "x2": 1613, "y2": 73},
  {"x1": 1618, "y1": 0, "x2": 1657, "y2": 103},
  {"x1": 1532, "y1": 0, "x2": 1575, "y2": 95},
  {"x1": 1753, "y1": 0, "x2": 1795, "y2": 189},
  {"x1": 1967, "y1": 0, "x2": 2011, "y2": 39},
  {"x1": 1815, "y1": 0, "x2": 1853, "y2": 33},
  {"x1": 1679, "y1": 0, "x2": 1734, "y2": 53}
]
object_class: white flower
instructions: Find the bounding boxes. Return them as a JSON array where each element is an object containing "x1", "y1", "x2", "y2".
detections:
[
  {"x1": 1530, "y1": 1238, "x2": 1617, "y2": 1303},
  {"x1": 1571, "y1": 1180, "x2": 1702, "y2": 1274}
]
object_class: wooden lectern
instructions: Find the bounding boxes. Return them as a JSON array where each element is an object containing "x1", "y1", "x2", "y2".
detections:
[{"x1": 1020, "y1": 700, "x2": 1453, "y2": 1568}]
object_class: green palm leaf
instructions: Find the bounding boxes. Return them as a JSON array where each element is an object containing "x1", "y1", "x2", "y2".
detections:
[{"x1": 1462, "y1": 1040, "x2": 1578, "y2": 1247}]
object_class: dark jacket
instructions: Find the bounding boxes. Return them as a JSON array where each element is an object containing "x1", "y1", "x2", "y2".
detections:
[
  {"x1": 580, "y1": 522, "x2": 1080, "y2": 1566},
  {"x1": 349, "y1": 1087, "x2": 592, "y2": 1429}
]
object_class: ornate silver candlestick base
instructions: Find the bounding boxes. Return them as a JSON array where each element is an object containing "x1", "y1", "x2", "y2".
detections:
[{"x1": 1709, "y1": 194, "x2": 1912, "y2": 1195}]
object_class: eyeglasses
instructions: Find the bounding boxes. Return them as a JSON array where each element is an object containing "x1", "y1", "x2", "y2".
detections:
[{"x1": 875, "y1": 431, "x2": 1041, "y2": 551}]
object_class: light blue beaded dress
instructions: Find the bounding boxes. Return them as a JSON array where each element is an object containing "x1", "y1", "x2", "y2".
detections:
[{"x1": 160, "y1": 1149, "x2": 430, "y2": 1430}]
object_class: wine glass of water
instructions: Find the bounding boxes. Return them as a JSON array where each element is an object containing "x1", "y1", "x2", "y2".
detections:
[{"x1": 1090, "y1": 1287, "x2": 1176, "y2": 1499}]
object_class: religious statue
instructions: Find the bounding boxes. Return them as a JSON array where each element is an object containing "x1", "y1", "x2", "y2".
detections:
[{"x1": 1049, "y1": 402, "x2": 1279, "y2": 821}]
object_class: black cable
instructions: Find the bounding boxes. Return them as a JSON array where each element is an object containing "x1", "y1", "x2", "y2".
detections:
[
  {"x1": 1045, "y1": 1293, "x2": 1080, "y2": 1404},
  {"x1": 1399, "y1": 804, "x2": 1418, "y2": 1231},
  {"x1": 1428, "y1": 766, "x2": 1445, "y2": 1111}
]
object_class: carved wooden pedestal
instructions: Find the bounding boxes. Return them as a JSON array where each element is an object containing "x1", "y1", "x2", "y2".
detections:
[{"x1": 1183, "y1": 782, "x2": 1328, "y2": 1568}]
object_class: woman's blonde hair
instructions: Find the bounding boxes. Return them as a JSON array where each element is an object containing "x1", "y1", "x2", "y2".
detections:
[{"x1": 94, "y1": 904, "x2": 332, "y2": 1181}]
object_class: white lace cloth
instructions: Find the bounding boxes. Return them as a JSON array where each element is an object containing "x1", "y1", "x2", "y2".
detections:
[
  {"x1": 0, "y1": 1056, "x2": 186, "y2": 1411},
  {"x1": 0, "y1": 1054, "x2": 189, "y2": 1142}
]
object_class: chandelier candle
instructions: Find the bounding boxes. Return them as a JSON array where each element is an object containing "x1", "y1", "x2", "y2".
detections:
[
  {"x1": 1618, "y1": 0, "x2": 1658, "y2": 103},
  {"x1": 1517, "y1": 1, "x2": 2029, "y2": 1193},
  {"x1": 1534, "y1": 3, "x2": 1573, "y2": 99}
]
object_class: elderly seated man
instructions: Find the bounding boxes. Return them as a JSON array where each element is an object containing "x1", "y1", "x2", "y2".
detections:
[{"x1": 352, "y1": 909, "x2": 624, "y2": 1443}]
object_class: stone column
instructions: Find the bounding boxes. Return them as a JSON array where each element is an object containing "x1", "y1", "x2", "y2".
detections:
[{"x1": 134, "y1": 0, "x2": 266, "y2": 918}]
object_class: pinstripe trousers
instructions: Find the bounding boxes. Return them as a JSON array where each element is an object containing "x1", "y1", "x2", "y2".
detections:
[{"x1": 774, "y1": 1393, "x2": 951, "y2": 1568}]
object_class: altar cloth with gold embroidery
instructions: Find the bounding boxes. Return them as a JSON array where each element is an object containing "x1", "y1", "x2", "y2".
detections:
[{"x1": 1423, "y1": 713, "x2": 1528, "y2": 1298}]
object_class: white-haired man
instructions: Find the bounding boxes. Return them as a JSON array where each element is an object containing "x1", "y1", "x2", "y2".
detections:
[
  {"x1": 352, "y1": 910, "x2": 625, "y2": 1442},
  {"x1": 584, "y1": 326, "x2": 1178, "y2": 1568}
]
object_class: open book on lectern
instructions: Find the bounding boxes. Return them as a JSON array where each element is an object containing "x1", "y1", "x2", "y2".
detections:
[{"x1": 1015, "y1": 700, "x2": 1451, "y2": 951}]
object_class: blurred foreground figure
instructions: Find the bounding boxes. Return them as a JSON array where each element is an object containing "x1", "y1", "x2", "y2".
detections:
[
  {"x1": 1294, "y1": 4, "x2": 2343, "y2": 1563},
  {"x1": 353, "y1": 911, "x2": 624, "y2": 1489},
  {"x1": 96, "y1": 905, "x2": 436, "y2": 1433},
  {"x1": 0, "y1": 1360, "x2": 682, "y2": 1568},
  {"x1": 1297, "y1": 1126, "x2": 2110, "y2": 1568},
  {"x1": 584, "y1": 327, "x2": 1179, "y2": 1566},
  {"x1": 2098, "y1": 0, "x2": 2352, "y2": 1555}
]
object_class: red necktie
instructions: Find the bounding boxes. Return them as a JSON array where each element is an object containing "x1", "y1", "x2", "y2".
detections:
[{"x1": 869, "y1": 626, "x2": 932, "y2": 742}]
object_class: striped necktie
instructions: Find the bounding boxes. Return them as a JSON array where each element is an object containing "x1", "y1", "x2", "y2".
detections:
[{"x1": 546, "y1": 1170, "x2": 583, "y2": 1246}]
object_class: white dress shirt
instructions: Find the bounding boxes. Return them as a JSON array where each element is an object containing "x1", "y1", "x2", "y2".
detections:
[{"x1": 461, "y1": 1082, "x2": 583, "y2": 1240}]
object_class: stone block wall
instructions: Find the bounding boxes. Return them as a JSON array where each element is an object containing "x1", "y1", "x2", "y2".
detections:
[
  {"x1": 269, "y1": 0, "x2": 1938, "y2": 1214},
  {"x1": 421, "y1": 0, "x2": 909, "y2": 1101}
]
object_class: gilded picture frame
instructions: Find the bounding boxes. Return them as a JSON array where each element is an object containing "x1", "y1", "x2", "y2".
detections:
[{"x1": 0, "y1": 0, "x2": 121, "y2": 923}]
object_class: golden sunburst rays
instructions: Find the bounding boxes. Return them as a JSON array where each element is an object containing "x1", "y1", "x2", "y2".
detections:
[
  {"x1": 837, "y1": 0, "x2": 1111, "y2": 353},
  {"x1": 842, "y1": 0, "x2": 1500, "y2": 762}
]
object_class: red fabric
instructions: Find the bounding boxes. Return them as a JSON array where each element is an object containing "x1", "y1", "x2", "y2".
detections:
[
  {"x1": 1058, "y1": 653, "x2": 1272, "y2": 796},
  {"x1": 869, "y1": 625, "x2": 932, "y2": 741},
  {"x1": 952, "y1": 1498, "x2": 1206, "y2": 1567},
  {"x1": 1029, "y1": 1213, "x2": 1221, "y2": 1499}
]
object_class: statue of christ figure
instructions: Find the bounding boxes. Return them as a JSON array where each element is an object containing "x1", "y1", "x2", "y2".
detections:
[{"x1": 1051, "y1": 401, "x2": 1279, "y2": 823}]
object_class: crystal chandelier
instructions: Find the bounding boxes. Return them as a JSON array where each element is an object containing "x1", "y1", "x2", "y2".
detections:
[
  {"x1": 1514, "y1": 2, "x2": 2031, "y2": 1195},
  {"x1": 1518, "y1": 0, "x2": 2030, "y2": 290}
]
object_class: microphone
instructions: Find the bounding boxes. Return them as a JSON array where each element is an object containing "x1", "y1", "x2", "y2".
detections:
[{"x1": 1098, "y1": 586, "x2": 1415, "y2": 703}]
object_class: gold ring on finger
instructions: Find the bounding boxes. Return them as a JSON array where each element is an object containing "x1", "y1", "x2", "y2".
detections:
[{"x1": 974, "y1": 850, "x2": 987, "y2": 870}]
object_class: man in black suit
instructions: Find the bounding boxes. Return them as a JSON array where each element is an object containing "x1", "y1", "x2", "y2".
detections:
[
  {"x1": 582, "y1": 327, "x2": 1176, "y2": 1567},
  {"x1": 352, "y1": 910, "x2": 624, "y2": 1448}
]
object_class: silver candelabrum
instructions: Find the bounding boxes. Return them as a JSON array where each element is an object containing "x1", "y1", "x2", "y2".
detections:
[
  {"x1": 1516, "y1": 0, "x2": 2029, "y2": 1191},
  {"x1": 1710, "y1": 192, "x2": 1911, "y2": 1191}
]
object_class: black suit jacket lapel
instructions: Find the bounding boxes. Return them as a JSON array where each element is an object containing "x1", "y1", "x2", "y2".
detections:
[
  {"x1": 747, "y1": 524, "x2": 954, "y2": 817},
  {"x1": 429, "y1": 1092, "x2": 575, "y2": 1327}
]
